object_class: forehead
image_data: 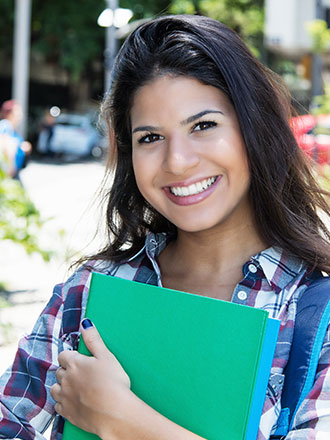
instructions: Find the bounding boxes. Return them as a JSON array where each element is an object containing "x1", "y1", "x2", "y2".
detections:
[{"x1": 130, "y1": 75, "x2": 233, "y2": 125}]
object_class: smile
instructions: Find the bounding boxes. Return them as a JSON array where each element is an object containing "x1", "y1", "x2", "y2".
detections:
[{"x1": 169, "y1": 176, "x2": 218, "y2": 197}]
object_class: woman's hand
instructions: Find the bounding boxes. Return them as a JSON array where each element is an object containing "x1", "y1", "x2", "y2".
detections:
[
  {"x1": 50, "y1": 319, "x2": 205, "y2": 440},
  {"x1": 50, "y1": 319, "x2": 132, "y2": 438},
  {"x1": 21, "y1": 141, "x2": 32, "y2": 154}
]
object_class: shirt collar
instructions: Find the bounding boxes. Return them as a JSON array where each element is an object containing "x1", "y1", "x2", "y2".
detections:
[
  {"x1": 250, "y1": 247, "x2": 307, "y2": 293},
  {"x1": 130, "y1": 233, "x2": 307, "y2": 294},
  {"x1": 127, "y1": 232, "x2": 168, "y2": 263}
]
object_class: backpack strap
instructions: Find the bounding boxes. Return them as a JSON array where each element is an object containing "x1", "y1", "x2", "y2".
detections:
[{"x1": 271, "y1": 276, "x2": 330, "y2": 439}]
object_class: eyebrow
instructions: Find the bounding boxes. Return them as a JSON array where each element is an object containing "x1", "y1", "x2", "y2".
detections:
[
  {"x1": 181, "y1": 110, "x2": 224, "y2": 125},
  {"x1": 132, "y1": 125, "x2": 160, "y2": 134},
  {"x1": 132, "y1": 110, "x2": 224, "y2": 134}
]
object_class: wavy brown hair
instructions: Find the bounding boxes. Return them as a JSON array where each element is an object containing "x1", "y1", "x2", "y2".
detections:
[{"x1": 90, "y1": 14, "x2": 330, "y2": 273}]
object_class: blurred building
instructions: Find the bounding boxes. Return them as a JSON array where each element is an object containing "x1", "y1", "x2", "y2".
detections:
[
  {"x1": 265, "y1": 0, "x2": 330, "y2": 55},
  {"x1": 265, "y1": 0, "x2": 330, "y2": 107}
]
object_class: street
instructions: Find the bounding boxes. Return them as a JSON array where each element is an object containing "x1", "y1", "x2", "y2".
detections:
[{"x1": 0, "y1": 158, "x2": 106, "y2": 374}]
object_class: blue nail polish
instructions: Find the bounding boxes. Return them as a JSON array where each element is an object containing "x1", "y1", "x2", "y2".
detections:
[{"x1": 81, "y1": 318, "x2": 94, "y2": 329}]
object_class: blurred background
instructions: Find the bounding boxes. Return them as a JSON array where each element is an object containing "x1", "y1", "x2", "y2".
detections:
[{"x1": 0, "y1": 0, "x2": 330, "y2": 415}]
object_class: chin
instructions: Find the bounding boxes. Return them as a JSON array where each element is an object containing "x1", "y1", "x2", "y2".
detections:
[{"x1": 173, "y1": 220, "x2": 218, "y2": 234}]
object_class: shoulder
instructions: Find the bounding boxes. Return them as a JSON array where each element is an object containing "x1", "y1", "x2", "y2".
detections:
[
  {"x1": 58, "y1": 253, "x2": 149, "y2": 303},
  {"x1": 0, "y1": 119, "x2": 12, "y2": 133},
  {"x1": 57, "y1": 257, "x2": 145, "y2": 337}
]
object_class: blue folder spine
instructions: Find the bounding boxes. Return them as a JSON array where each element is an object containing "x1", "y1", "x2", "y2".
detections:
[{"x1": 244, "y1": 317, "x2": 281, "y2": 439}]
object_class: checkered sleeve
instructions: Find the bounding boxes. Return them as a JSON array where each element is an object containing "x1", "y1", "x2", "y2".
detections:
[
  {"x1": 286, "y1": 323, "x2": 330, "y2": 438},
  {"x1": 0, "y1": 265, "x2": 92, "y2": 439}
]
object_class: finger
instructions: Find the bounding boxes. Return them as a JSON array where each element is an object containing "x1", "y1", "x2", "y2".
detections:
[
  {"x1": 80, "y1": 318, "x2": 109, "y2": 360},
  {"x1": 55, "y1": 366, "x2": 66, "y2": 384},
  {"x1": 54, "y1": 401, "x2": 63, "y2": 416},
  {"x1": 50, "y1": 383, "x2": 61, "y2": 402},
  {"x1": 58, "y1": 349, "x2": 78, "y2": 369}
]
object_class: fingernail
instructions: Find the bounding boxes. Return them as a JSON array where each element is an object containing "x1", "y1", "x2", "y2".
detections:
[{"x1": 81, "y1": 318, "x2": 94, "y2": 329}]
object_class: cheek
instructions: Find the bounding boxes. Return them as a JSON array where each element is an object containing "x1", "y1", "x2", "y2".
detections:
[
  {"x1": 132, "y1": 152, "x2": 151, "y2": 195},
  {"x1": 230, "y1": 135, "x2": 249, "y2": 174},
  {"x1": 240, "y1": 148, "x2": 250, "y2": 180}
]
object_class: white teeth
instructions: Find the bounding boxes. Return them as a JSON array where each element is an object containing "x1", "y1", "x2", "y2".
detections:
[
  {"x1": 170, "y1": 176, "x2": 217, "y2": 197},
  {"x1": 182, "y1": 186, "x2": 189, "y2": 196},
  {"x1": 189, "y1": 183, "x2": 198, "y2": 194},
  {"x1": 196, "y1": 182, "x2": 203, "y2": 192}
]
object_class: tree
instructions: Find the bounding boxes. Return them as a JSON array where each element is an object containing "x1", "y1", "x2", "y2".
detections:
[
  {"x1": 306, "y1": 19, "x2": 330, "y2": 55},
  {"x1": 170, "y1": 0, "x2": 265, "y2": 55},
  {"x1": 29, "y1": 0, "x2": 173, "y2": 85},
  {"x1": 0, "y1": 163, "x2": 53, "y2": 338},
  {"x1": 0, "y1": 0, "x2": 14, "y2": 57},
  {"x1": 0, "y1": 0, "x2": 265, "y2": 83},
  {"x1": 0, "y1": 167, "x2": 51, "y2": 261},
  {"x1": 124, "y1": 0, "x2": 172, "y2": 18},
  {"x1": 0, "y1": 0, "x2": 265, "y2": 110},
  {"x1": 30, "y1": 0, "x2": 105, "y2": 83}
]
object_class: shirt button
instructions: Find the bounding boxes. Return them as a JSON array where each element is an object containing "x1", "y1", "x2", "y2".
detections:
[
  {"x1": 248, "y1": 264, "x2": 257, "y2": 273},
  {"x1": 237, "y1": 290, "x2": 247, "y2": 301}
]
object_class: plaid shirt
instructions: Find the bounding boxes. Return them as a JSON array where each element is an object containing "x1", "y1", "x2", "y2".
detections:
[{"x1": 1, "y1": 233, "x2": 330, "y2": 439}]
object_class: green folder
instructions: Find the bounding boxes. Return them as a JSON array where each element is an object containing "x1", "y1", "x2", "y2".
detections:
[{"x1": 63, "y1": 272, "x2": 280, "y2": 440}]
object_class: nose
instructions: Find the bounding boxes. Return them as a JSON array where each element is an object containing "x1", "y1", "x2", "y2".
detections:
[{"x1": 162, "y1": 135, "x2": 199, "y2": 176}]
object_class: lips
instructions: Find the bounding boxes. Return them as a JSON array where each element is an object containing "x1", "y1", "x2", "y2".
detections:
[{"x1": 164, "y1": 175, "x2": 221, "y2": 206}]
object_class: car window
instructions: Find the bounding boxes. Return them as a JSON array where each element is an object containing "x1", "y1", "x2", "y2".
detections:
[
  {"x1": 56, "y1": 121, "x2": 83, "y2": 127},
  {"x1": 55, "y1": 115, "x2": 90, "y2": 127}
]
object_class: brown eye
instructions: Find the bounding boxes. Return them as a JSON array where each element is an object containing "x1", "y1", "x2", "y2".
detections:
[
  {"x1": 193, "y1": 121, "x2": 217, "y2": 132},
  {"x1": 138, "y1": 133, "x2": 164, "y2": 144}
]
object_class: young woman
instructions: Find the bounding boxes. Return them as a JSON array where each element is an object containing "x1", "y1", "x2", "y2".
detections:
[{"x1": 1, "y1": 14, "x2": 330, "y2": 440}]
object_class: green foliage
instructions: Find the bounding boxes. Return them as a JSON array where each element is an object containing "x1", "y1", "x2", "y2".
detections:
[
  {"x1": 200, "y1": 0, "x2": 264, "y2": 54},
  {"x1": 0, "y1": 166, "x2": 50, "y2": 342},
  {"x1": 0, "y1": 0, "x2": 265, "y2": 82},
  {"x1": 0, "y1": 293, "x2": 13, "y2": 346},
  {"x1": 170, "y1": 0, "x2": 196, "y2": 15},
  {"x1": 29, "y1": 0, "x2": 173, "y2": 82},
  {"x1": 170, "y1": 0, "x2": 264, "y2": 55},
  {"x1": 306, "y1": 20, "x2": 330, "y2": 55},
  {"x1": 0, "y1": 168, "x2": 51, "y2": 261},
  {"x1": 31, "y1": 0, "x2": 105, "y2": 82},
  {"x1": 126, "y1": 0, "x2": 171, "y2": 18},
  {"x1": 317, "y1": 164, "x2": 330, "y2": 192},
  {"x1": 312, "y1": 83, "x2": 330, "y2": 115},
  {"x1": 0, "y1": 281, "x2": 7, "y2": 292},
  {"x1": 0, "y1": 0, "x2": 14, "y2": 55}
]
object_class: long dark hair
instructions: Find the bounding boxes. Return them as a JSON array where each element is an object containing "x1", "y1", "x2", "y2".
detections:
[{"x1": 92, "y1": 14, "x2": 330, "y2": 273}]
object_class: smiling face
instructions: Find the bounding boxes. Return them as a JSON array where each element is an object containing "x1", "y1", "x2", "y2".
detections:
[{"x1": 131, "y1": 75, "x2": 252, "y2": 234}]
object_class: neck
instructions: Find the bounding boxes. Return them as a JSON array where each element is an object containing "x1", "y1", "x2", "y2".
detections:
[
  {"x1": 174, "y1": 222, "x2": 267, "y2": 274},
  {"x1": 158, "y1": 213, "x2": 268, "y2": 299}
]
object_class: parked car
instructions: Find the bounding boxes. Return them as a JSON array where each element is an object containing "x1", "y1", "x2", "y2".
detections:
[
  {"x1": 292, "y1": 114, "x2": 330, "y2": 165},
  {"x1": 37, "y1": 112, "x2": 107, "y2": 158}
]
